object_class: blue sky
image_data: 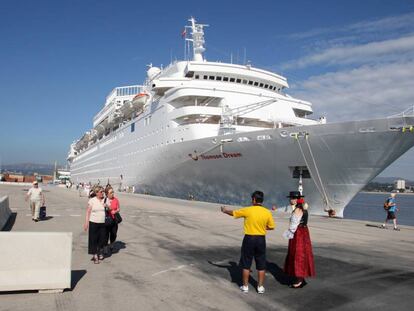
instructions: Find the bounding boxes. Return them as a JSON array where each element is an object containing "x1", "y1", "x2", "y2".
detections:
[{"x1": 1, "y1": 0, "x2": 414, "y2": 178}]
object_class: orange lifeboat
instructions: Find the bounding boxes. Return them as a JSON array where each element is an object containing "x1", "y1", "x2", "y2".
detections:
[{"x1": 131, "y1": 92, "x2": 149, "y2": 110}]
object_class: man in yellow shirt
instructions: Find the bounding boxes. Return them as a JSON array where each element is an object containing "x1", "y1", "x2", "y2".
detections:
[{"x1": 221, "y1": 191, "x2": 275, "y2": 294}]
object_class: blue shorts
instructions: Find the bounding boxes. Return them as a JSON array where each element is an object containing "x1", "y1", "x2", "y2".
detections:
[{"x1": 239, "y1": 235, "x2": 266, "y2": 270}]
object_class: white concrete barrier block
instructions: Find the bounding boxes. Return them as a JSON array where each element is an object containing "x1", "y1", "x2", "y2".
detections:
[
  {"x1": 0, "y1": 196, "x2": 12, "y2": 230},
  {"x1": 0, "y1": 232, "x2": 72, "y2": 292}
]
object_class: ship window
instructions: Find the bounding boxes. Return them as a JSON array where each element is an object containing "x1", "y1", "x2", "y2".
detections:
[
  {"x1": 185, "y1": 71, "x2": 194, "y2": 78},
  {"x1": 293, "y1": 108, "x2": 310, "y2": 118},
  {"x1": 248, "y1": 81, "x2": 253, "y2": 85},
  {"x1": 236, "y1": 79, "x2": 241, "y2": 83},
  {"x1": 230, "y1": 78, "x2": 235, "y2": 82},
  {"x1": 223, "y1": 77, "x2": 229, "y2": 81},
  {"x1": 216, "y1": 76, "x2": 222, "y2": 81},
  {"x1": 242, "y1": 79, "x2": 247, "y2": 84},
  {"x1": 209, "y1": 76, "x2": 215, "y2": 80},
  {"x1": 254, "y1": 82, "x2": 259, "y2": 86},
  {"x1": 131, "y1": 123, "x2": 135, "y2": 132},
  {"x1": 203, "y1": 75, "x2": 208, "y2": 79},
  {"x1": 259, "y1": 83, "x2": 264, "y2": 87},
  {"x1": 264, "y1": 84, "x2": 269, "y2": 88},
  {"x1": 195, "y1": 75, "x2": 199, "y2": 79}
]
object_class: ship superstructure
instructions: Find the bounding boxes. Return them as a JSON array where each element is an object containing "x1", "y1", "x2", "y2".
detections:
[{"x1": 68, "y1": 18, "x2": 414, "y2": 217}]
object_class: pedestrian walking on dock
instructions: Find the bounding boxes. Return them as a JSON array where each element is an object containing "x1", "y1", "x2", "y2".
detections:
[
  {"x1": 283, "y1": 195, "x2": 315, "y2": 288},
  {"x1": 221, "y1": 191, "x2": 275, "y2": 294},
  {"x1": 84, "y1": 186, "x2": 107, "y2": 264},
  {"x1": 381, "y1": 193, "x2": 400, "y2": 231},
  {"x1": 104, "y1": 187, "x2": 120, "y2": 254},
  {"x1": 25, "y1": 180, "x2": 45, "y2": 222}
]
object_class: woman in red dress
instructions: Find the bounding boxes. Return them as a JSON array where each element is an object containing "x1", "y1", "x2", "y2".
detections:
[{"x1": 283, "y1": 195, "x2": 315, "y2": 288}]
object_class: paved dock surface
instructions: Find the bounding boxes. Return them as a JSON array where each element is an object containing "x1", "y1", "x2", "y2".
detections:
[{"x1": 1, "y1": 184, "x2": 413, "y2": 311}]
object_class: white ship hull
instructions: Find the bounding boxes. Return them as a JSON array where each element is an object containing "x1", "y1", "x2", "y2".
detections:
[{"x1": 70, "y1": 115, "x2": 414, "y2": 217}]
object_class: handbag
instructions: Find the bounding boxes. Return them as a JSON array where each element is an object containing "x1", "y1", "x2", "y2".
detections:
[
  {"x1": 105, "y1": 213, "x2": 115, "y2": 226},
  {"x1": 114, "y1": 212, "x2": 122, "y2": 224}
]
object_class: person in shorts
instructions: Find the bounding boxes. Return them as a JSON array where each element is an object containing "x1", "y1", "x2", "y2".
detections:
[
  {"x1": 221, "y1": 191, "x2": 275, "y2": 294},
  {"x1": 381, "y1": 193, "x2": 400, "y2": 231}
]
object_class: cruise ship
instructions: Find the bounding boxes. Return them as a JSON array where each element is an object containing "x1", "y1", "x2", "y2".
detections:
[{"x1": 68, "y1": 18, "x2": 414, "y2": 217}]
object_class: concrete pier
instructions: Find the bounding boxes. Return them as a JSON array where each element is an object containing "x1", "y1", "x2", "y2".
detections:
[{"x1": 0, "y1": 184, "x2": 413, "y2": 310}]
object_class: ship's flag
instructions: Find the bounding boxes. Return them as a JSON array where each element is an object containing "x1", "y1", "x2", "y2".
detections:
[{"x1": 181, "y1": 28, "x2": 186, "y2": 38}]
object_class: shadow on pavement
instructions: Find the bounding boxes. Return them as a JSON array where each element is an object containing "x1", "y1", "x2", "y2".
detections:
[
  {"x1": 111, "y1": 241, "x2": 126, "y2": 254},
  {"x1": 103, "y1": 241, "x2": 126, "y2": 258},
  {"x1": 70, "y1": 270, "x2": 87, "y2": 291},
  {"x1": 2, "y1": 212, "x2": 17, "y2": 231},
  {"x1": 39, "y1": 216, "x2": 54, "y2": 221},
  {"x1": 208, "y1": 261, "x2": 243, "y2": 287},
  {"x1": 266, "y1": 261, "x2": 294, "y2": 285}
]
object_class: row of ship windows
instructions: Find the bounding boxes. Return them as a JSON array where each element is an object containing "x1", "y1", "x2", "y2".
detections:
[
  {"x1": 191, "y1": 73, "x2": 283, "y2": 92},
  {"x1": 116, "y1": 86, "x2": 141, "y2": 96}
]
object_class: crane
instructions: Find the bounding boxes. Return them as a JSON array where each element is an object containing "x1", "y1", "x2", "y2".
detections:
[{"x1": 219, "y1": 98, "x2": 277, "y2": 135}]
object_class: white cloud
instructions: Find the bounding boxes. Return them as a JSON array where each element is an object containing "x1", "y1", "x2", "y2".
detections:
[
  {"x1": 286, "y1": 12, "x2": 414, "y2": 40},
  {"x1": 346, "y1": 12, "x2": 414, "y2": 34},
  {"x1": 290, "y1": 61, "x2": 414, "y2": 122},
  {"x1": 282, "y1": 34, "x2": 414, "y2": 69},
  {"x1": 282, "y1": 12, "x2": 414, "y2": 179}
]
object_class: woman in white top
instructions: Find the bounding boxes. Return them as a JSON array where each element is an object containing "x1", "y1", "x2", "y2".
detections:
[{"x1": 83, "y1": 186, "x2": 106, "y2": 264}]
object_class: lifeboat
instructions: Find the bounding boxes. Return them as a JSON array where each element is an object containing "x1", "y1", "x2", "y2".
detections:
[
  {"x1": 120, "y1": 101, "x2": 134, "y2": 117},
  {"x1": 67, "y1": 143, "x2": 77, "y2": 161},
  {"x1": 94, "y1": 120, "x2": 107, "y2": 136},
  {"x1": 131, "y1": 92, "x2": 150, "y2": 111},
  {"x1": 89, "y1": 129, "x2": 99, "y2": 142},
  {"x1": 76, "y1": 131, "x2": 91, "y2": 150}
]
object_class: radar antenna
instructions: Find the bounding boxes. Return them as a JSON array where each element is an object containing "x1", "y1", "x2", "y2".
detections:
[{"x1": 186, "y1": 17, "x2": 208, "y2": 62}]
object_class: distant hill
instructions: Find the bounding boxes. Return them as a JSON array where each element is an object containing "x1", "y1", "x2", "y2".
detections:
[
  {"x1": 372, "y1": 176, "x2": 414, "y2": 185},
  {"x1": 0, "y1": 163, "x2": 63, "y2": 175}
]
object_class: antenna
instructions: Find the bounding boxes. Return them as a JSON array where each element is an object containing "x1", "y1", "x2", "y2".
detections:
[{"x1": 187, "y1": 17, "x2": 208, "y2": 62}]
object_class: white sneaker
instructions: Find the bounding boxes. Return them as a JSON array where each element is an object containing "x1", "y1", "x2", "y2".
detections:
[
  {"x1": 257, "y1": 285, "x2": 265, "y2": 294},
  {"x1": 240, "y1": 285, "x2": 249, "y2": 293}
]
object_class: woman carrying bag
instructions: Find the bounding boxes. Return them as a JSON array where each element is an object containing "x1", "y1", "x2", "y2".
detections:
[{"x1": 105, "y1": 187, "x2": 121, "y2": 253}]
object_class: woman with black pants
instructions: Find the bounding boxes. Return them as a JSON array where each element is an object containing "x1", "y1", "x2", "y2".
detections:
[
  {"x1": 105, "y1": 188, "x2": 120, "y2": 253},
  {"x1": 84, "y1": 186, "x2": 107, "y2": 264}
]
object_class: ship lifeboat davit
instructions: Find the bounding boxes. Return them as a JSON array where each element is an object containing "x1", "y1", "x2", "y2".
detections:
[{"x1": 131, "y1": 92, "x2": 149, "y2": 111}]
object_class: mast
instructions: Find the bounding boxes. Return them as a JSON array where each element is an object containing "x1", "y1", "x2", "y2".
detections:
[{"x1": 188, "y1": 17, "x2": 208, "y2": 62}]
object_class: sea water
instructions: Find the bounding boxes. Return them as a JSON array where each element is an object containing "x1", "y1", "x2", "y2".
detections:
[{"x1": 344, "y1": 192, "x2": 414, "y2": 226}]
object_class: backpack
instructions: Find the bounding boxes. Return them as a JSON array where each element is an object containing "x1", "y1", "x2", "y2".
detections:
[{"x1": 383, "y1": 199, "x2": 390, "y2": 211}]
